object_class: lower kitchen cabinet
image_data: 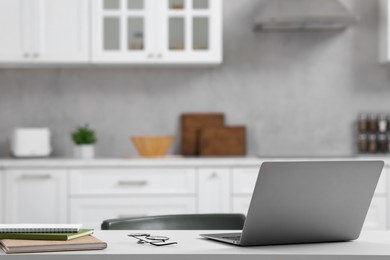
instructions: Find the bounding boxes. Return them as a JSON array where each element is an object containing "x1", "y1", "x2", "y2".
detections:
[
  {"x1": 70, "y1": 197, "x2": 197, "y2": 229},
  {"x1": 69, "y1": 167, "x2": 197, "y2": 229},
  {"x1": 197, "y1": 168, "x2": 230, "y2": 213},
  {"x1": 4, "y1": 169, "x2": 67, "y2": 224},
  {"x1": 1, "y1": 159, "x2": 389, "y2": 230},
  {"x1": 364, "y1": 197, "x2": 387, "y2": 230},
  {"x1": 69, "y1": 168, "x2": 196, "y2": 196},
  {"x1": 231, "y1": 196, "x2": 251, "y2": 214}
]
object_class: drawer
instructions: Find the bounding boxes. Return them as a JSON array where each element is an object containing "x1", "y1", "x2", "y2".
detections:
[
  {"x1": 232, "y1": 167, "x2": 259, "y2": 195},
  {"x1": 70, "y1": 197, "x2": 196, "y2": 229},
  {"x1": 69, "y1": 168, "x2": 196, "y2": 195}
]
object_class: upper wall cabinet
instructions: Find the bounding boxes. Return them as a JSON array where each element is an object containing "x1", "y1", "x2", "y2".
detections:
[
  {"x1": 381, "y1": 0, "x2": 390, "y2": 63},
  {"x1": 0, "y1": 0, "x2": 89, "y2": 64},
  {"x1": 91, "y1": 0, "x2": 222, "y2": 64}
]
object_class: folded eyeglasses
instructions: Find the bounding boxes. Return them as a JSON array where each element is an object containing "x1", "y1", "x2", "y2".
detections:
[{"x1": 128, "y1": 233, "x2": 178, "y2": 246}]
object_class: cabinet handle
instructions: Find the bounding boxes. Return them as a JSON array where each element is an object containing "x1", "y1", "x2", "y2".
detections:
[
  {"x1": 23, "y1": 53, "x2": 30, "y2": 58},
  {"x1": 33, "y1": 53, "x2": 39, "y2": 58},
  {"x1": 117, "y1": 180, "x2": 148, "y2": 186},
  {"x1": 147, "y1": 53, "x2": 154, "y2": 58},
  {"x1": 20, "y1": 174, "x2": 52, "y2": 180},
  {"x1": 157, "y1": 53, "x2": 163, "y2": 58},
  {"x1": 210, "y1": 172, "x2": 218, "y2": 179}
]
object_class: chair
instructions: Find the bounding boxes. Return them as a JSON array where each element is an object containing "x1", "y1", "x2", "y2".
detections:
[{"x1": 101, "y1": 213, "x2": 246, "y2": 230}]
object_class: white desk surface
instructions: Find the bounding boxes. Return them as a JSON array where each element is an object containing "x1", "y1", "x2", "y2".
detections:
[{"x1": 2, "y1": 230, "x2": 390, "y2": 260}]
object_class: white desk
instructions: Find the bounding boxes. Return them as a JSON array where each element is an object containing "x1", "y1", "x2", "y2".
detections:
[{"x1": 2, "y1": 230, "x2": 390, "y2": 259}]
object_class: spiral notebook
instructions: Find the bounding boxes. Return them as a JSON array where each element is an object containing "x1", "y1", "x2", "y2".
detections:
[{"x1": 0, "y1": 224, "x2": 82, "y2": 233}]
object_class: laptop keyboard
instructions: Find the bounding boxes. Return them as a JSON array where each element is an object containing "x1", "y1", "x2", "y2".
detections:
[{"x1": 222, "y1": 236, "x2": 241, "y2": 241}]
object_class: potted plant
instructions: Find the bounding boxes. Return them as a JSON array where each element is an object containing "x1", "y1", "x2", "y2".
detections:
[{"x1": 71, "y1": 124, "x2": 97, "y2": 159}]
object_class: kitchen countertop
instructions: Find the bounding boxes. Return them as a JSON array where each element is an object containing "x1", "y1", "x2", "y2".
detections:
[
  {"x1": 1, "y1": 230, "x2": 390, "y2": 259},
  {"x1": 0, "y1": 156, "x2": 388, "y2": 168}
]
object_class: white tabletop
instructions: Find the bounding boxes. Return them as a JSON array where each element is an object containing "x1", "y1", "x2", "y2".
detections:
[{"x1": 2, "y1": 230, "x2": 390, "y2": 260}]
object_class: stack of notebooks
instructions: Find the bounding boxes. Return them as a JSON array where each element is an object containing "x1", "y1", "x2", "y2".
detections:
[{"x1": 0, "y1": 224, "x2": 107, "y2": 254}]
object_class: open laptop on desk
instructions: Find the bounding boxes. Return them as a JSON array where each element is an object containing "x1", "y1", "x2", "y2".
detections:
[{"x1": 201, "y1": 160, "x2": 384, "y2": 246}]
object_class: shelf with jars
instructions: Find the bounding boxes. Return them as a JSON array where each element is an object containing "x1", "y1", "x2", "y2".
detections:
[{"x1": 358, "y1": 113, "x2": 390, "y2": 154}]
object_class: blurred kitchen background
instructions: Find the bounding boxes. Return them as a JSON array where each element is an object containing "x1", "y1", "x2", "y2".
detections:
[{"x1": 1, "y1": 0, "x2": 388, "y2": 158}]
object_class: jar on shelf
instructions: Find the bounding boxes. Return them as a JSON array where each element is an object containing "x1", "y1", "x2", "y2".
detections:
[
  {"x1": 358, "y1": 133, "x2": 368, "y2": 153},
  {"x1": 387, "y1": 133, "x2": 390, "y2": 152},
  {"x1": 368, "y1": 114, "x2": 378, "y2": 132},
  {"x1": 378, "y1": 134, "x2": 387, "y2": 153},
  {"x1": 387, "y1": 115, "x2": 390, "y2": 133},
  {"x1": 378, "y1": 114, "x2": 387, "y2": 133},
  {"x1": 358, "y1": 113, "x2": 368, "y2": 133},
  {"x1": 368, "y1": 134, "x2": 377, "y2": 153}
]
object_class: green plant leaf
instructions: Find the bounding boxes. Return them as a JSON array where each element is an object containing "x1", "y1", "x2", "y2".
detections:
[{"x1": 71, "y1": 124, "x2": 97, "y2": 145}]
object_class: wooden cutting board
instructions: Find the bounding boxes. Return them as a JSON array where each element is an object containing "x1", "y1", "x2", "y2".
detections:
[
  {"x1": 199, "y1": 126, "x2": 246, "y2": 156},
  {"x1": 181, "y1": 113, "x2": 225, "y2": 156}
]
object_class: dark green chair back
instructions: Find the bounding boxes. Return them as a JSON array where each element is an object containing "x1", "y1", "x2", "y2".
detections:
[{"x1": 101, "y1": 214, "x2": 246, "y2": 230}]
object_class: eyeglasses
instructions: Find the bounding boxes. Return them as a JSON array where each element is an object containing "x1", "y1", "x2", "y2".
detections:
[{"x1": 128, "y1": 233, "x2": 178, "y2": 246}]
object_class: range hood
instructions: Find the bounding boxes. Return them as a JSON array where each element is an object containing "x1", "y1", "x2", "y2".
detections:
[{"x1": 254, "y1": 0, "x2": 355, "y2": 31}]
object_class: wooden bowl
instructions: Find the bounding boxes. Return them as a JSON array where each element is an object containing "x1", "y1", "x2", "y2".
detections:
[{"x1": 131, "y1": 136, "x2": 175, "y2": 157}]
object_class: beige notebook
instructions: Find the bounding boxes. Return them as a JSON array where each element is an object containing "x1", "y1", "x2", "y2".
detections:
[{"x1": 0, "y1": 235, "x2": 107, "y2": 254}]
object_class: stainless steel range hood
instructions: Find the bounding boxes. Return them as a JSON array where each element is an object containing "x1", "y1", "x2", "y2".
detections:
[{"x1": 254, "y1": 0, "x2": 356, "y2": 31}]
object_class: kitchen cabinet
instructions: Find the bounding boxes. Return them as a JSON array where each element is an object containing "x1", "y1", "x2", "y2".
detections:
[
  {"x1": 69, "y1": 167, "x2": 197, "y2": 228},
  {"x1": 0, "y1": 158, "x2": 389, "y2": 230},
  {"x1": 197, "y1": 168, "x2": 230, "y2": 213},
  {"x1": 362, "y1": 165, "x2": 389, "y2": 230},
  {"x1": 70, "y1": 197, "x2": 197, "y2": 229},
  {"x1": 0, "y1": 0, "x2": 89, "y2": 64},
  {"x1": 4, "y1": 169, "x2": 68, "y2": 224},
  {"x1": 364, "y1": 197, "x2": 387, "y2": 230},
  {"x1": 91, "y1": 0, "x2": 222, "y2": 64},
  {"x1": 231, "y1": 167, "x2": 258, "y2": 215},
  {"x1": 0, "y1": 0, "x2": 27, "y2": 62}
]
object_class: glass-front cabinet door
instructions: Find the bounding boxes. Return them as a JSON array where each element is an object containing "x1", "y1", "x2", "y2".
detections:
[
  {"x1": 92, "y1": 0, "x2": 155, "y2": 62},
  {"x1": 91, "y1": 0, "x2": 222, "y2": 64},
  {"x1": 157, "y1": 0, "x2": 222, "y2": 64}
]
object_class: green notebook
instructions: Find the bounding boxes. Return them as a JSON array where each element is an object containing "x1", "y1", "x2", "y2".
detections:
[{"x1": 0, "y1": 229, "x2": 93, "y2": 241}]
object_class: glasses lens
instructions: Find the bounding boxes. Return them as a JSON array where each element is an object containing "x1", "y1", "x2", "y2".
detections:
[
  {"x1": 146, "y1": 236, "x2": 169, "y2": 241},
  {"x1": 128, "y1": 233, "x2": 150, "y2": 237},
  {"x1": 150, "y1": 241, "x2": 178, "y2": 246}
]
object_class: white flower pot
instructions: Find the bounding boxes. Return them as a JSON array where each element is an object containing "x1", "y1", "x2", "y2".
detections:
[{"x1": 74, "y1": 145, "x2": 95, "y2": 159}]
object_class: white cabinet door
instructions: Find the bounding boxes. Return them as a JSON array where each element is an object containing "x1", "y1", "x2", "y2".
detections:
[
  {"x1": 232, "y1": 167, "x2": 259, "y2": 195},
  {"x1": 363, "y1": 197, "x2": 387, "y2": 230},
  {"x1": 92, "y1": 0, "x2": 156, "y2": 63},
  {"x1": 197, "y1": 168, "x2": 230, "y2": 213},
  {"x1": 5, "y1": 169, "x2": 67, "y2": 224},
  {"x1": 0, "y1": 0, "x2": 30, "y2": 62},
  {"x1": 91, "y1": 0, "x2": 222, "y2": 64},
  {"x1": 157, "y1": 0, "x2": 222, "y2": 64},
  {"x1": 33, "y1": 0, "x2": 89, "y2": 62},
  {"x1": 0, "y1": 0, "x2": 89, "y2": 64},
  {"x1": 70, "y1": 197, "x2": 196, "y2": 229},
  {"x1": 232, "y1": 196, "x2": 251, "y2": 215}
]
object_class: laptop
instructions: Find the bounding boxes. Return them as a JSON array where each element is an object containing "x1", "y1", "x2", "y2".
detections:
[{"x1": 200, "y1": 160, "x2": 384, "y2": 246}]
